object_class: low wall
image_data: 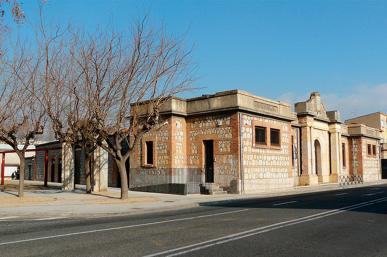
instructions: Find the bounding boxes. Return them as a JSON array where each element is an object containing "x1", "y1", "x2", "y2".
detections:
[{"x1": 129, "y1": 168, "x2": 202, "y2": 195}]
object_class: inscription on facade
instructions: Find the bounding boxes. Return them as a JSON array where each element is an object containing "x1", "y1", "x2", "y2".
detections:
[{"x1": 254, "y1": 101, "x2": 279, "y2": 114}]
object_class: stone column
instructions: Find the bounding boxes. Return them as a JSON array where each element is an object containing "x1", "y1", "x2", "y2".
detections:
[
  {"x1": 93, "y1": 146, "x2": 108, "y2": 192},
  {"x1": 299, "y1": 117, "x2": 318, "y2": 186},
  {"x1": 329, "y1": 124, "x2": 341, "y2": 183},
  {"x1": 61, "y1": 143, "x2": 74, "y2": 191}
]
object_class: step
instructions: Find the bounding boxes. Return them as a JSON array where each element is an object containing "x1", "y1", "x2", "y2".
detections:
[{"x1": 210, "y1": 190, "x2": 228, "y2": 195}]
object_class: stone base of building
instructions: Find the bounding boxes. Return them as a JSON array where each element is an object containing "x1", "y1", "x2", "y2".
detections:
[
  {"x1": 363, "y1": 174, "x2": 381, "y2": 183},
  {"x1": 329, "y1": 174, "x2": 338, "y2": 183},
  {"x1": 130, "y1": 182, "x2": 201, "y2": 195},
  {"x1": 318, "y1": 174, "x2": 331, "y2": 183},
  {"x1": 299, "y1": 174, "x2": 319, "y2": 186}
]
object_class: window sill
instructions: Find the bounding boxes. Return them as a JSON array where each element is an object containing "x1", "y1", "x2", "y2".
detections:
[
  {"x1": 270, "y1": 145, "x2": 282, "y2": 150},
  {"x1": 253, "y1": 144, "x2": 282, "y2": 150},
  {"x1": 253, "y1": 143, "x2": 269, "y2": 149},
  {"x1": 142, "y1": 164, "x2": 156, "y2": 169}
]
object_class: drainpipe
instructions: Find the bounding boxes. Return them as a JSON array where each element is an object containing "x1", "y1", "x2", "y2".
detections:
[
  {"x1": 239, "y1": 112, "x2": 244, "y2": 194},
  {"x1": 298, "y1": 127, "x2": 302, "y2": 177},
  {"x1": 1, "y1": 153, "x2": 4, "y2": 186},
  {"x1": 44, "y1": 150, "x2": 48, "y2": 187},
  {"x1": 328, "y1": 131, "x2": 332, "y2": 175}
]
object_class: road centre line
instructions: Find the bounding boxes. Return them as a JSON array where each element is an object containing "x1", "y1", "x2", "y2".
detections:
[
  {"x1": 272, "y1": 201, "x2": 297, "y2": 206},
  {"x1": 364, "y1": 192, "x2": 383, "y2": 196},
  {"x1": 335, "y1": 193, "x2": 349, "y2": 196},
  {"x1": 33, "y1": 217, "x2": 63, "y2": 221},
  {"x1": 0, "y1": 208, "x2": 248, "y2": 246},
  {"x1": 143, "y1": 197, "x2": 387, "y2": 257},
  {"x1": 0, "y1": 216, "x2": 19, "y2": 220}
]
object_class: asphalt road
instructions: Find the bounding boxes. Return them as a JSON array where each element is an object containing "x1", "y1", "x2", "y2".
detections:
[{"x1": 0, "y1": 184, "x2": 386, "y2": 257}]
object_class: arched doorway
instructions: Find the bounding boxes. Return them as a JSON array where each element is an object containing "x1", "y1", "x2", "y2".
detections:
[{"x1": 314, "y1": 140, "x2": 322, "y2": 183}]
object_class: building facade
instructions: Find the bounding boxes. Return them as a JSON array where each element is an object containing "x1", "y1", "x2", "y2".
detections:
[
  {"x1": 11, "y1": 90, "x2": 383, "y2": 195},
  {"x1": 346, "y1": 112, "x2": 387, "y2": 178},
  {"x1": 128, "y1": 90, "x2": 383, "y2": 194}
]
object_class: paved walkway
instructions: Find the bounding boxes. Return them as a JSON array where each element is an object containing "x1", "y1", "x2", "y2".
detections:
[{"x1": 0, "y1": 180, "x2": 386, "y2": 220}]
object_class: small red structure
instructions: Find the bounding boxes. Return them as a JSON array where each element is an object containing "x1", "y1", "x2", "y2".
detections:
[{"x1": 0, "y1": 147, "x2": 61, "y2": 186}]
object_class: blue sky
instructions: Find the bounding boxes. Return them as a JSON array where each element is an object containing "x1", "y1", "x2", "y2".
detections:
[{"x1": 6, "y1": 0, "x2": 387, "y2": 118}]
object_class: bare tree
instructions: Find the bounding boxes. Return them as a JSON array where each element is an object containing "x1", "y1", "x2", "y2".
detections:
[
  {"x1": 0, "y1": 43, "x2": 45, "y2": 198},
  {"x1": 41, "y1": 18, "x2": 192, "y2": 199},
  {"x1": 0, "y1": 0, "x2": 25, "y2": 23},
  {"x1": 41, "y1": 25, "x2": 99, "y2": 193},
  {"x1": 84, "y1": 21, "x2": 194, "y2": 199}
]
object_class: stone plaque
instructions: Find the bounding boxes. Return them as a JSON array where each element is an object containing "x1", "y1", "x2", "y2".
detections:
[{"x1": 254, "y1": 101, "x2": 279, "y2": 114}]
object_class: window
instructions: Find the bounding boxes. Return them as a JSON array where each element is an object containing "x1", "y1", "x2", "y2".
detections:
[
  {"x1": 270, "y1": 128, "x2": 280, "y2": 146},
  {"x1": 145, "y1": 141, "x2": 154, "y2": 165},
  {"x1": 367, "y1": 144, "x2": 372, "y2": 156},
  {"x1": 255, "y1": 126, "x2": 267, "y2": 145},
  {"x1": 372, "y1": 145, "x2": 377, "y2": 156},
  {"x1": 342, "y1": 143, "x2": 346, "y2": 168}
]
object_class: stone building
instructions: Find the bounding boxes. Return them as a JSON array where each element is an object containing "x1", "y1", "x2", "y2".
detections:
[
  {"x1": 129, "y1": 90, "x2": 383, "y2": 194},
  {"x1": 22, "y1": 141, "x2": 108, "y2": 192},
  {"x1": 12, "y1": 90, "x2": 383, "y2": 195},
  {"x1": 295, "y1": 93, "x2": 381, "y2": 185},
  {"x1": 345, "y1": 112, "x2": 387, "y2": 178},
  {"x1": 130, "y1": 90, "x2": 298, "y2": 194}
]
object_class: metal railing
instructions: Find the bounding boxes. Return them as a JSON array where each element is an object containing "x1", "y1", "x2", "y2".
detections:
[{"x1": 339, "y1": 175, "x2": 363, "y2": 186}]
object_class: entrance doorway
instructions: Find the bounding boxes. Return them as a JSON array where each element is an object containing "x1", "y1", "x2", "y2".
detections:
[
  {"x1": 203, "y1": 140, "x2": 214, "y2": 183},
  {"x1": 58, "y1": 158, "x2": 62, "y2": 183},
  {"x1": 314, "y1": 140, "x2": 322, "y2": 182},
  {"x1": 50, "y1": 158, "x2": 56, "y2": 182},
  {"x1": 382, "y1": 159, "x2": 387, "y2": 179}
]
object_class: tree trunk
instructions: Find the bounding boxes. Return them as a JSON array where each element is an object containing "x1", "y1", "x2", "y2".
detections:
[
  {"x1": 17, "y1": 152, "x2": 25, "y2": 198},
  {"x1": 115, "y1": 159, "x2": 129, "y2": 199},
  {"x1": 84, "y1": 151, "x2": 92, "y2": 194}
]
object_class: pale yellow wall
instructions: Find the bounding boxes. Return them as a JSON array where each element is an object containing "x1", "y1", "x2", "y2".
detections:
[
  {"x1": 362, "y1": 138, "x2": 381, "y2": 182},
  {"x1": 346, "y1": 113, "x2": 381, "y2": 130},
  {"x1": 310, "y1": 123, "x2": 330, "y2": 182},
  {"x1": 241, "y1": 114, "x2": 293, "y2": 193},
  {"x1": 340, "y1": 136, "x2": 350, "y2": 176}
]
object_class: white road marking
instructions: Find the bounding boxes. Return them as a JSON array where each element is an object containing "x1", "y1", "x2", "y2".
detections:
[
  {"x1": 143, "y1": 197, "x2": 387, "y2": 257},
  {"x1": 335, "y1": 193, "x2": 349, "y2": 196},
  {"x1": 0, "y1": 208, "x2": 248, "y2": 246},
  {"x1": 0, "y1": 216, "x2": 19, "y2": 220},
  {"x1": 272, "y1": 201, "x2": 297, "y2": 206},
  {"x1": 32, "y1": 217, "x2": 63, "y2": 221},
  {"x1": 364, "y1": 192, "x2": 383, "y2": 196}
]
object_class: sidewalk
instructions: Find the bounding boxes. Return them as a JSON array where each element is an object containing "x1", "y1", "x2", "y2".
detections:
[{"x1": 0, "y1": 180, "x2": 386, "y2": 219}]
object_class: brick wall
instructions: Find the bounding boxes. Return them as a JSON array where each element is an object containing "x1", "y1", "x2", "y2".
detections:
[
  {"x1": 129, "y1": 116, "x2": 202, "y2": 194},
  {"x1": 186, "y1": 112, "x2": 240, "y2": 192}
]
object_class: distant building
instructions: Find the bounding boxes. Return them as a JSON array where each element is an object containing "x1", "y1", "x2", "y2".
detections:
[
  {"x1": 346, "y1": 112, "x2": 387, "y2": 179},
  {"x1": 0, "y1": 144, "x2": 35, "y2": 180}
]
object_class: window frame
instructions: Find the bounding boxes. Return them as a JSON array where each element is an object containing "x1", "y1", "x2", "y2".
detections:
[
  {"x1": 142, "y1": 138, "x2": 157, "y2": 168},
  {"x1": 254, "y1": 126, "x2": 267, "y2": 146},
  {"x1": 145, "y1": 141, "x2": 154, "y2": 166},
  {"x1": 270, "y1": 128, "x2": 281, "y2": 147},
  {"x1": 367, "y1": 144, "x2": 372, "y2": 156},
  {"x1": 252, "y1": 122, "x2": 282, "y2": 150}
]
